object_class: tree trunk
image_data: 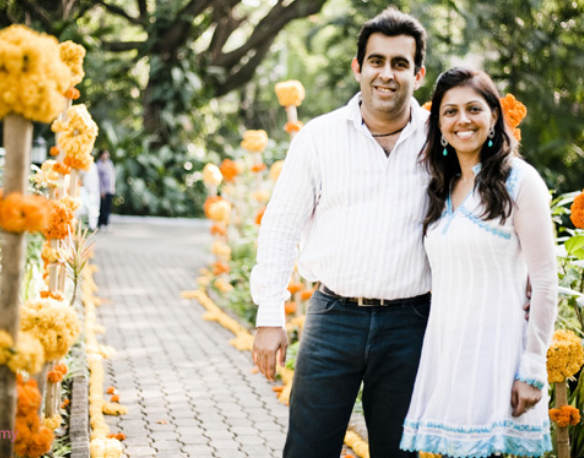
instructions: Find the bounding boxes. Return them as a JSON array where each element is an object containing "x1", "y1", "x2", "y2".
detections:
[{"x1": 0, "y1": 113, "x2": 33, "y2": 458}]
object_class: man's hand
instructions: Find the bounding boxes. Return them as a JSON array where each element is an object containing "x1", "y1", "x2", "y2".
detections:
[
  {"x1": 252, "y1": 327, "x2": 288, "y2": 382},
  {"x1": 511, "y1": 380, "x2": 542, "y2": 417}
]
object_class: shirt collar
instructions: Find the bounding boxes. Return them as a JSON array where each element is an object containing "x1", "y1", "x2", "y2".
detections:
[{"x1": 472, "y1": 163, "x2": 482, "y2": 176}]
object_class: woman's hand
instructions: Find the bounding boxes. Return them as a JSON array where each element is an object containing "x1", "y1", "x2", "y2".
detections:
[{"x1": 511, "y1": 380, "x2": 542, "y2": 417}]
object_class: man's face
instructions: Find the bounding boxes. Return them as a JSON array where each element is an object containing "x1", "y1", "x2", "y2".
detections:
[{"x1": 352, "y1": 33, "x2": 425, "y2": 119}]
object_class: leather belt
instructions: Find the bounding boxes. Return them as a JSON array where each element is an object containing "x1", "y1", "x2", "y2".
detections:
[{"x1": 316, "y1": 282, "x2": 430, "y2": 307}]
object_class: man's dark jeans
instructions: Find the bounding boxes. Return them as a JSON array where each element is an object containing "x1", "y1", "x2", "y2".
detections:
[{"x1": 283, "y1": 290, "x2": 430, "y2": 458}]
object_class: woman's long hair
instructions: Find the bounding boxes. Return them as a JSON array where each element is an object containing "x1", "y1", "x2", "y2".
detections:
[{"x1": 422, "y1": 67, "x2": 518, "y2": 235}]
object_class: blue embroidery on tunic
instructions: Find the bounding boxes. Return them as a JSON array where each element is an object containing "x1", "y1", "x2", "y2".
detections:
[
  {"x1": 515, "y1": 372, "x2": 545, "y2": 390},
  {"x1": 459, "y1": 207, "x2": 512, "y2": 240}
]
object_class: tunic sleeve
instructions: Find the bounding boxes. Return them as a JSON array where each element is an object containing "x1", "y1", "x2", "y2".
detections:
[
  {"x1": 512, "y1": 164, "x2": 558, "y2": 389},
  {"x1": 250, "y1": 126, "x2": 321, "y2": 328}
]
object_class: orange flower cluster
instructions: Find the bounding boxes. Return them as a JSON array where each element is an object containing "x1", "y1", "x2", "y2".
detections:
[
  {"x1": 15, "y1": 375, "x2": 54, "y2": 458},
  {"x1": 284, "y1": 120, "x2": 304, "y2": 134},
  {"x1": 111, "y1": 394, "x2": 120, "y2": 403},
  {"x1": 300, "y1": 287, "x2": 315, "y2": 301},
  {"x1": 500, "y1": 94, "x2": 527, "y2": 141},
  {"x1": 212, "y1": 261, "x2": 231, "y2": 276},
  {"x1": 251, "y1": 163, "x2": 267, "y2": 173},
  {"x1": 53, "y1": 162, "x2": 71, "y2": 175},
  {"x1": 40, "y1": 290, "x2": 64, "y2": 301},
  {"x1": 549, "y1": 405, "x2": 581, "y2": 428},
  {"x1": 570, "y1": 190, "x2": 584, "y2": 229},
  {"x1": 61, "y1": 398, "x2": 70, "y2": 409},
  {"x1": 255, "y1": 207, "x2": 266, "y2": 226},
  {"x1": 63, "y1": 155, "x2": 92, "y2": 170},
  {"x1": 43, "y1": 199, "x2": 74, "y2": 240},
  {"x1": 204, "y1": 196, "x2": 224, "y2": 219},
  {"x1": 47, "y1": 363, "x2": 68, "y2": 383},
  {"x1": 285, "y1": 301, "x2": 297, "y2": 315},
  {"x1": 106, "y1": 386, "x2": 116, "y2": 395},
  {"x1": 210, "y1": 223, "x2": 227, "y2": 237},
  {"x1": 422, "y1": 101, "x2": 432, "y2": 111},
  {"x1": 50, "y1": 146, "x2": 60, "y2": 156},
  {"x1": 287, "y1": 282, "x2": 304, "y2": 294},
  {"x1": 65, "y1": 87, "x2": 80, "y2": 100},
  {"x1": 0, "y1": 192, "x2": 51, "y2": 233},
  {"x1": 219, "y1": 159, "x2": 241, "y2": 183},
  {"x1": 107, "y1": 433, "x2": 126, "y2": 441}
]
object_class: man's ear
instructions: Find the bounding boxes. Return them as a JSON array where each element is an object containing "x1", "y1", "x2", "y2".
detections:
[
  {"x1": 414, "y1": 66, "x2": 426, "y2": 90},
  {"x1": 351, "y1": 57, "x2": 361, "y2": 82}
]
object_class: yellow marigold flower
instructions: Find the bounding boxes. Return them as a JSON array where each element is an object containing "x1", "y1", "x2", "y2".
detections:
[
  {"x1": 20, "y1": 298, "x2": 81, "y2": 361},
  {"x1": 42, "y1": 414, "x2": 62, "y2": 431},
  {"x1": 7, "y1": 331, "x2": 45, "y2": 374},
  {"x1": 274, "y1": 80, "x2": 305, "y2": 107},
  {"x1": 219, "y1": 158, "x2": 242, "y2": 183},
  {"x1": 0, "y1": 25, "x2": 71, "y2": 123},
  {"x1": 570, "y1": 189, "x2": 584, "y2": 229},
  {"x1": 208, "y1": 200, "x2": 231, "y2": 223},
  {"x1": 0, "y1": 330, "x2": 14, "y2": 365},
  {"x1": 102, "y1": 402, "x2": 128, "y2": 416},
  {"x1": 60, "y1": 195, "x2": 81, "y2": 213},
  {"x1": 0, "y1": 192, "x2": 51, "y2": 233},
  {"x1": 203, "y1": 163, "x2": 223, "y2": 186},
  {"x1": 251, "y1": 190, "x2": 270, "y2": 203},
  {"x1": 211, "y1": 240, "x2": 231, "y2": 260},
  {"x1": 241, "y1": 129, "x2": 269, "y2": 153},
  {"x1": 58, "y1": 41, "x2": 85, "y2": 87},
  {"x1": 214, "y1": 278, "x2": 233, "y2": 293},
  {"x1": 270, "y1": 160, "x2": 284, "y2": 183},
  {"x1": 41, "y1": 242, "x2": 60, "y2": 264},
  {"x1": 51, "y1": 104, "x2": 98, "y2": 171},
  {"x1": 35, "y1": 160, "x2": 61, "y2": 187},
  {"x1": 547, "y1": 329, "x2": 584, "y2": 383}
]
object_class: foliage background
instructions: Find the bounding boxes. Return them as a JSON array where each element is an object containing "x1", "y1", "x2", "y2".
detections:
[{"x1": 0, "y1": 0, "x2": 583, "y2": 216}]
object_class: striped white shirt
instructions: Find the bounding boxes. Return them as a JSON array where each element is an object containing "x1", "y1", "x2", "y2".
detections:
[{"x1": 251, "y1": 93, "x2": 432, "y2": 327}]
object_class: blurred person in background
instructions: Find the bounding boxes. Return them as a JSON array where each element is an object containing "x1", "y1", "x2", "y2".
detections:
[{"x1": 97, "y1": 149, "x2": 116, "y2": 231}]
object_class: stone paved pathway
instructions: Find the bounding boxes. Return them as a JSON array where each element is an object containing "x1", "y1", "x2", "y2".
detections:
[{"x1": 93, "y1": 217, "x2": 289, "y2": 458}]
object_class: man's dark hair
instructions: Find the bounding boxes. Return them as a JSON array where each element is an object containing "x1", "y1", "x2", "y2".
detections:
[{"x1": 356, "y1": 8, "x2": 427, "y2": 74}]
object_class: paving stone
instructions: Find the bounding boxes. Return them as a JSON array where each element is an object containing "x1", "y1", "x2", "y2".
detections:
[
  {"x1": 151, "y1": 440, "x2": 183, "y2": 451},
  {"x1": 181, "y1": 445, "x2": 217, "y2": 454}
]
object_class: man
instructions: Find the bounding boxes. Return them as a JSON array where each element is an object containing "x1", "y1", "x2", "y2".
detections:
[
  {"x1": 251, "y1": 8, "x2": 430, "y2": 458},
  {"x1": 96, "y1": 149, "x2": 116, "y2": 231}
]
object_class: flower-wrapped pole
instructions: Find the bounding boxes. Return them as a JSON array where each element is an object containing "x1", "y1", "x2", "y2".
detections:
[
  {"x1": 547, "y1": 329, "x2": 584, "y2": 458},
  {"x1": 275, "y1": 80, "x2": 305, "y2": 140}
]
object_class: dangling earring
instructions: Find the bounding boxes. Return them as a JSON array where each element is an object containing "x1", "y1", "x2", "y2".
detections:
[
  {"x1": 487, "y1": 126, "x2": 495, "y2": 147},
  {"x1": 441, "y1": 135, "x2": 448, "y2": 156}
]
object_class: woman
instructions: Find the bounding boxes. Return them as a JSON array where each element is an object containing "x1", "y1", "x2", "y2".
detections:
[{"x1": 400, "y1": 67, "x2": 557, "y2": 458}]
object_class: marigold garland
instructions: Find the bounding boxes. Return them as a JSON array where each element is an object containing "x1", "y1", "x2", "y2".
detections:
[
  {"x1": 287, "y1": 281, "x2": 304, "y2": 295},
  {"x1": 284, "y1": 120, "x2": 304, "y2": 134},
  {"x1": 214, "y1": 277, "x2": 234, "y2": 293},
  {"x1": 211, "y1": 240, "x2": 231, "y2": 259},
  {"x1": 274, "y1": 80, "x2": 305, "y2": 107},
  {"x1": 20, "y1": 298, "x2": 81, "y2": 361},
  {"x1": 208, "y1": 200, "x2": 231, "y2": 223},
  {"x1": 35, "y1": 160, "x2": 61, "y2": 188},
  {"x1": 251, "y1": 189, "x2": 270, "y2": 203},
  {"x1": 251, "y1": 163, "x2": 267, "y2": 173},
  {"x1": 0, "y1": 329, "x2": 14, "y2": 365},
  {"x1": 547, "y1": 329, "x2": 584, "y2": 383},
  {"x1": 270, "y1": 160, "x2": 284, "y2": 182},
  {"x1": 255, "y1": 206, "x2": 266, "y2": 226},
  {"x1": 570, "y1": 190, "x2": 584, "y2": 229},
  {"x1": 41, "y1": 241, "x2": 61, "y2": 264},
  {"x1": 203, "y1": 163, "x2": 223, "y2": 186},
  {"x1": 51, "y1": 104, "x2": 98, "y2": 171},
  {"x1": 241, "y1": 129, "x2": 269, "y2": 153},
  {"x1": 58, "y1": 40, "x2": 85, "y2": 87},
  {"x1": 42, "y1": 414, "x2": 63, "y2": 431},
  {"x1": 549, "y1": 405, "x2": 581, "y2": 428},
  {"x1": 14, "y1": 374, "x2": 55, "y2": 458},
  {"x1": 7, "y1": 331, "x2": 45, "y2": 374},
  {"x1": 0, "y1": 25, "x2": 71, "y2": 123},
  {"x1": 210, "y1": 223, "x2": 228, "y2": 237},
  {"x1": 284, "y1": 301, "x2": 297, "y2": 315},
  {"x1": 219, "y1": 158, "x2": 241, "y2": 182},
  {"x1": 212, "y1": 261, "x2": 231, "y2": 276},
  {"x1": 50, "y1": 146, "x2": 60, "y2": 156},
  {"x1": 43, "y1": 199, "x2": 75, "y2": 240},
  {"x1": 204, "y1": 195, "x2": 224, "y2": 218},
  {"x1": 0, "y1": 192, "x2": 51, "y2": 233}
]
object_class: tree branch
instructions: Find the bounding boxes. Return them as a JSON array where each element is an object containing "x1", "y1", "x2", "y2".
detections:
[
  {"x1": 211, "y1": 0, "x2": 327, "y2": 68},
  {"x1": 19, "y1": 0, "x2": 55, "y2": 33},
  {"x1": 94, "y1": 0, "x2": 147, "y2": 26},
  {"x1": 208, "y1": 2, "x2": 245, "y2": 62},
  {"x1": 137, "y1": 0, "x2": 148, "y2": 21},
  {"x1": 101, "y1": 40, "x2": 146, "y2": 52},
  {"x1": 215, "y1": 37, "x2": 273, "y2": 96}
]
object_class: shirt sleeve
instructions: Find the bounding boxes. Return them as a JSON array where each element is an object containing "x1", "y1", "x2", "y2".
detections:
[
  {"x1": 513, "y1": 165, "x2": 558, "y2": 389},
  {"x1": 250, "y1": 126, "x2": 321, "y2": 327}
]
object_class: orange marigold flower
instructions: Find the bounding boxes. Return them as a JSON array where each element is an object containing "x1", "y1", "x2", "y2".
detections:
[
  {"x1": 549, "y1": 405, "x2": 581, "y2": 428},
  {"x1": 251, "y1": 163, "x2": 267, "y2": 173},
  {"x1": 210, "y1": 223, "x2": 228, "y2": 237},
  {"x1": 108, "y1": 433, "x2": 126, "y2": 441},
  {"x1": 570, "y1": 190, "x2": 584, "y2": 229},
  {"x1": 204, "y1": 196, "x2": 224, "y2": 219},
  {"x1": 43, "y1": 200, "x2": 74, "y2": 240},
  {"x1": 300, "y1": 288, "x2": 315, "y2": 301},
  {"x1": 0, "y1": 192, "x2": 51, "y2": 233},
  {"x1": 46, "y1": 370, "x2": 63, "y2": 383},
  {"x1": 284, "y1": 120, "x2": 304, "y2": 134},
  {"x1": 65, "y1": 87, "x2": 80, "y2": 100},
  {"x1": 106, "y1": 386, "x2": 116, "y2": 394},
  {"x1": 40, "y1": 291, "x2": 64, "y2": 301},
  {"x1": 61, "y1": 398, "x2": 70, "y2": 409},
  {"x1": 422, "y1": 101, "x2": 432, "y2": 111},
  {"x1": 16, "y1": 376, "x2": 42, "y2": 416},
  {"x1": 272, "y1": 386, "x2": 284, "y2": 393},
  {"x1": 54, "y1": 363, "x2": 68, "y2": 375},
  {"x1": 53, "y1": 162, "x2": 71, "y2": 175},
  {"x1": 500, "y1": 94, "x2": 527, "y2": 128},
  {"x1": 111, "y1": 394, "x2": 120, "y2": 402},
  {"x1": 212, "y1": 261, "x2": 231, "y2": 276},
  {"x1": 287, "y1": 282, "x2": 305, "y2": 294},
  {"x1": 50, "y1": 146, "x2": 60, "y2": 156},
  {"x1": 219, "y1": 159, "x2": 241, "y2": 183},
  {"x1": 63, "y1": 155, "x2": 92, "y2": 171},
  {"x1": 285, "y1": 301, "x2": 297, "y2": 315},
  {"x1": 255, "y1": 207, "x2": 266, "y2": 226}
]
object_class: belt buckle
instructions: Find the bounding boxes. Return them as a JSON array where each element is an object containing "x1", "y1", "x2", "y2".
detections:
[{"x1": 357, "y1": 297, "x2": 364, "y2": 306}]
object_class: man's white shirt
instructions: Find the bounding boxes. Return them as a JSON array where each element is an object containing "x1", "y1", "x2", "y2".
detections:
[{"x1": 251, "y1": 93, "x2": 432, "y2": 327}]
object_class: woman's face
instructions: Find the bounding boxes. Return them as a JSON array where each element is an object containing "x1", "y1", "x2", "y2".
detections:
[{"x1": 438, "y1": 85, "x2": 498, "y2": 160}]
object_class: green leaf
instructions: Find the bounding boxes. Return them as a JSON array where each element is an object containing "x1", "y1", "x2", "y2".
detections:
[{"x1": 566, "y1": 235, "x2": 584, "y2": 255}]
